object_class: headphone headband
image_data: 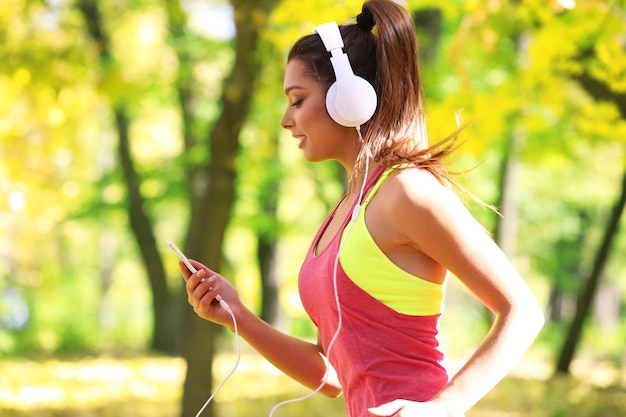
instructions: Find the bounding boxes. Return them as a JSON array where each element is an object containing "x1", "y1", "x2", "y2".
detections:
[{"x1": 315, "y1": 22, "x2": 344, "y2": 53}]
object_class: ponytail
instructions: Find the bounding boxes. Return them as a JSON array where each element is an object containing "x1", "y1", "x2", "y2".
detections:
[
  {"x1": 357, "y1": 0, "x2": 428, "y2": 166},
  {"x1": 359, "y1": 1, "x2": 494, "y2": 211}
]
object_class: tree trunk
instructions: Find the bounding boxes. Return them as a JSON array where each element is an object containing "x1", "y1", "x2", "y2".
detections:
[
  {"x1": 256, "y1": 133, "x2": 282, "y2": 325},
  {"x1": 493, "y1": 130, "x2": 522, "y2": 257},
  {"x1": 178, "y1": 1, "x2": 279, "y2": 416},
  {"x1": 556, "y1": 168, "x2": 626, "y2": 373},
  {"x1": 115, "y1": 109, "x2": 176, "y2": 353},
  {"x1": 78, "y1": 0, "x2": 175, "y2": 353},
  {"x1": 555, "y1": 49, "x2": 626, "y2": 374},
  {"x1": 258, "y1": 236, "x2": 280, "y2": 324},
  {"x1": 412, "y1": 8, "x2": 443, "y2": 62}
]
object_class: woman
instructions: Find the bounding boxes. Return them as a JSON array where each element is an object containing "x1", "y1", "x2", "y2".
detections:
[{"x1": 180, "y1": 1, "x2": 544, "y2": 416}]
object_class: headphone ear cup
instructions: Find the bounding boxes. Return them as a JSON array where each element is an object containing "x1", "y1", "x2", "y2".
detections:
[
  {"x1": 325, "y1": 82, "x2": 344, "y2": 126},
  {"x1": 326, "y1": 76, "x2": 377, "y2": 127}
]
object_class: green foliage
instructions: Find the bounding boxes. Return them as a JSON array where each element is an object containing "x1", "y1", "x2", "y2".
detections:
[{"x1": 0, "y1": 0, "x2": 625, "y2": 387}]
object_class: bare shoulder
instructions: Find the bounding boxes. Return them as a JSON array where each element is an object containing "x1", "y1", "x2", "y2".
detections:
[
  {"x1": 382, "y1": 167, "x2": 465, "y2": 215},
  {"x1": 375, "y1": 167, "x2": 485, "y2": 249}
]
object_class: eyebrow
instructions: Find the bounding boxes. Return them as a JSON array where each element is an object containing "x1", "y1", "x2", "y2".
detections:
[{"x1": 284, "y1": 85, "x2": 305, "y2": 95}]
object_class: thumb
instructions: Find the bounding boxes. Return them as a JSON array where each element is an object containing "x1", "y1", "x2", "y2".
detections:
[{"x1": 368, "y1": 400, "x2": 405, "y2": 416}]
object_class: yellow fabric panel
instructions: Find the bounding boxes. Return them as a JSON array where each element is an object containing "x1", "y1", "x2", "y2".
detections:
[{"x1": 340, "y1": 168, "x2": 445, "y2": 316}]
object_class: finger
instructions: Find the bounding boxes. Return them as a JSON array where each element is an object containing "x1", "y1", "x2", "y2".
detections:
[
  {"x1": 190, "y1": 274, "x2": 219, "y2": 307},
  {"x1": 178, "y1": 259, "x2": 217, "y2": 282},
  {"x1": 186, "y1": 269, "x2": 207, "y2": 305},
  {"x1": 368, "y1": 409, "x2": 400, "y2": 417},
  {"x1": 197, "y1": 282, "x2": 220, "y2": 310},
  {"x1": 195, "y1": 275, "x2": 218, "y2": 300},
  {"x1": 188, "y1": 259, "x2": 218, "y2": 277},
  {"x1": 178, "y1": 261, "x2": 193, "y2": 281},
  {"x1": 186, "y1": 269, "x2": 206, "y2": 290},
  {"x1": 368, "y1": 401, "x2": 405, "y2": 417}
]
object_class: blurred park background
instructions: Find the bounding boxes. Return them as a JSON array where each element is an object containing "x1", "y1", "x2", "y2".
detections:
[{"x1": 1, "y1": 0, "x2": 625, "y2": 416}]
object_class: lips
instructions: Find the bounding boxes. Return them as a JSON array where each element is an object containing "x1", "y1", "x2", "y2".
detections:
[{"x1": 295, "y1": 135, "x2": 307, "y2": 149}]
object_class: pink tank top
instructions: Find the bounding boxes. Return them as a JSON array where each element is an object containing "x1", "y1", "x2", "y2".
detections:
[{"x1": 299, "y1": 166, "x2": 449, "y2": 417}]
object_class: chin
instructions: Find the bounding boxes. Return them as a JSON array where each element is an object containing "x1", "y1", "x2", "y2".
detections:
[{"x1": 303, "y1": 153, "x2": 326, "y2": 163}]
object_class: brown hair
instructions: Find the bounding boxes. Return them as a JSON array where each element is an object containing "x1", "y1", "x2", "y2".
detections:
[{"x1": 288, "y1": 0, "x2": 472, "y2": 195}]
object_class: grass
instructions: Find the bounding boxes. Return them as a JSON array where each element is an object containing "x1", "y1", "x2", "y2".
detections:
[{"x1": 0, "y1": 351, "x2": 624, "y2": 417}]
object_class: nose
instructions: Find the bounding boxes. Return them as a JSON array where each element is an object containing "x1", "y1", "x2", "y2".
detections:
[{"x1": 280, "y1": 109, "x2": 293, "y2": 130}]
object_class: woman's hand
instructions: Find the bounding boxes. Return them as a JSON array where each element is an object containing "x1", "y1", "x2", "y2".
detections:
[
  {"x1": 179, "y1": 259, "x2": 240, "y2": 328},
  {"x1": 368, "y1": 400, "x2": 464, "y2": 417}
]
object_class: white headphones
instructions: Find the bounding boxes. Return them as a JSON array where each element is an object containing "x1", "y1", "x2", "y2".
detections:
[{"x1": 315, "y1": 22, "x2": 377, "y2": 128}]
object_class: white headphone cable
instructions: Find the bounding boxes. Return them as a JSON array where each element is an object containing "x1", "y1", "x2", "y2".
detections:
[
  {"x1": 194, "y1": 298, "x2": 240, "y2": 417},
  {"x1": 268, "y1": 128, "x2": 369, "y2": 417},
  {"x1": 165, "y1": 240, "x2": 241, "y2": 417}
]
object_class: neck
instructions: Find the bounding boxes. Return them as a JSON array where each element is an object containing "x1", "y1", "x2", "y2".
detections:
[
  {"x1": 346, "y1": 158, "x2": 380, "y2": 198},
  {"x1": 338, "y1": 126, "x2": 377, "y2": 193}
]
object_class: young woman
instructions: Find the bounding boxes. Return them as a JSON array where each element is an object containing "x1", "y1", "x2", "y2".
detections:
[{"x1": 180, "y1": 1, "x2": 544, "y2": 416}]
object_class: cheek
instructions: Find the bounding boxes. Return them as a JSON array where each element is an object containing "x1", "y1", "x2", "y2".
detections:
[{"x1": 305, "y1": 94, "x2": 329, "y2": 122}]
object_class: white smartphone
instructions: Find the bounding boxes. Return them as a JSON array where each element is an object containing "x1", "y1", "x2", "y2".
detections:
[
  {"x1": 166, "y1": 240, "x2": 228, "y2": 308},
  {"x1": 166, "y1": 239, "x2": 198, "y2": 274}
]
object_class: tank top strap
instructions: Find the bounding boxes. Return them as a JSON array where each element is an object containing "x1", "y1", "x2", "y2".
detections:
[
  {"x1": 362, "y1": 165, "x2": 396, "y2": 208},
  {"x1": 363, "y1": 165, "x2": 388, "y2": 196},
  {"x1": 311, "y1": 165, "x2": 391, "y2": 256},
  {"x1": 341, "y1": 164, "x2": 388, "y2": 227}
]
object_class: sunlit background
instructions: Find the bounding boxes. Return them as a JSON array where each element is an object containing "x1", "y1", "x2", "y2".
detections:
[{"x1": 1, "y1": 0, "x2": 625, "y2": 416}]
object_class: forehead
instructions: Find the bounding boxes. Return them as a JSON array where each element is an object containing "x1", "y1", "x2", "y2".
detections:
[{"x1": 283, "y1": 59, "x2": 319, "y2": 92}]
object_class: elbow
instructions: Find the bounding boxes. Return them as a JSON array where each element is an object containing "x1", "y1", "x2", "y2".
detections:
[
  {"x1": 531, "y1": 301, "x2": 546, "y2": 335},
  {"x1": 524, "y1": 291, "x2": 545, "y2": 330},
  {"x1": 496, "y1": 295, "x2": 545, "y2": 338},
  {"x1": 513, "y1": 296, "x2": 545, "y2": 338}
]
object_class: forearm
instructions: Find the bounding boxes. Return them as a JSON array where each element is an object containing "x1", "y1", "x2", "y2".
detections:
[
  {"x1": 432, "y1": 302, "x2": 544, "y2": 413},
  {"x1": 233, "y1": 306, "x2": 342, "y2": 397}
]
